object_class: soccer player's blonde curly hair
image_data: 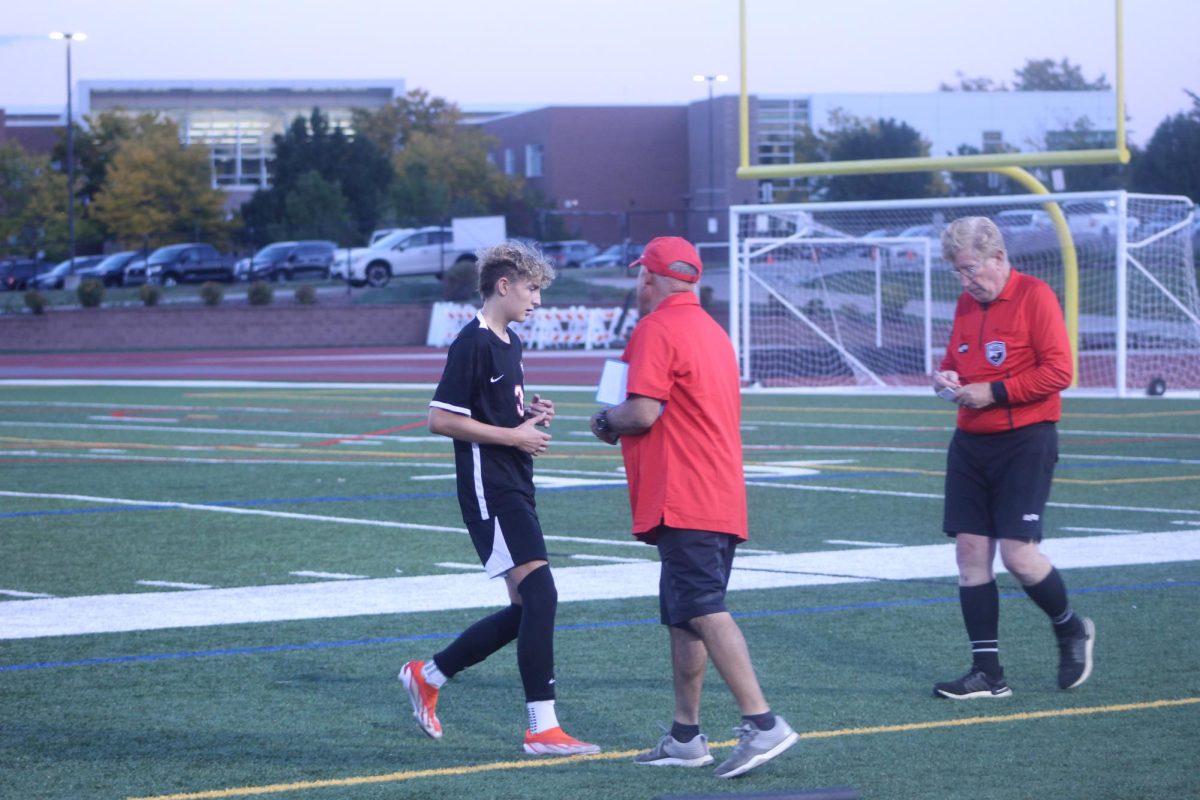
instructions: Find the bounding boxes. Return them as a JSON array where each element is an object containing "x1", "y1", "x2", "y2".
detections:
[{"x1": 477, "y1": 240, "x2": 556, "y2": 299}]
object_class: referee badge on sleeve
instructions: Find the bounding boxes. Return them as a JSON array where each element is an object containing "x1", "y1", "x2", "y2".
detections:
[{"x1": 985, "y1": 340, "x2": 1007, "y2": 367}]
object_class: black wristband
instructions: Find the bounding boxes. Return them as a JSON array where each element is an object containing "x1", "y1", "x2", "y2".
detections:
[{"x1": 990, "y1": 381, "x2": 1009, "y2": 405}]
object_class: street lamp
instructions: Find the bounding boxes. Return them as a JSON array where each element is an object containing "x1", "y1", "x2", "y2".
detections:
[
  {"x1": 693, "y1": 73, "x2": 728, "y2": 237},
  {"x1": 50, "y1": 31, "x2": 86, "y2": 270}
]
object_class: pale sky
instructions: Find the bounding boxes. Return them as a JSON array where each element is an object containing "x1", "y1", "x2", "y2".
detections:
[{"x1": 1, "y1": 0, "x2": 1196, "y2": 146}]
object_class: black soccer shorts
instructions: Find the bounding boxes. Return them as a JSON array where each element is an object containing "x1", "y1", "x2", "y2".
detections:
[
  {"x1": 466, "y1": 503, "x2": 548, "y2": 578},
  {"x1": 654, "y1": 526, "x2": 738, "y2": 626},
  {"x1": 942, "y1": 421, "x2": 1058, "y2": 541}
]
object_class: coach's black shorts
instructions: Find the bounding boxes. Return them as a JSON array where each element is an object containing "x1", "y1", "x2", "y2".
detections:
[
  {"x1": 943, "y1": 422, "x2": 1058, "y2": 541},
  {"x1": 654, "y1": 526, "x2": 738, "y2": 627},
  {"x1": 466, "y1": 504, "x2": 548, "y2": 578}
]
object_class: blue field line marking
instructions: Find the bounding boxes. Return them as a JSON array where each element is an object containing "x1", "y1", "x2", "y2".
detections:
[{"x1": 3, "y1": 579, "x2": 1196, "y2": 673}]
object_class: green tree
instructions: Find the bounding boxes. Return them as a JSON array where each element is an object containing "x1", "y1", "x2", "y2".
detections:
[
  {"x1": 819, "y1": 112, "x2": 944, "y2": 201},
  {"x1": 945, "y1": 143, "x2": 1023, "y2": 197},
  {"x1": 389, "y1": 127, "x2": 521, "y2": 223},
  {"x1": 939, "y1": 71, "x2": 1009, "y2": 92},
  {"x1": 241, "y1": 108, "x2": 393, "y2": 245},
  {"x1": 1133, "y1": 91, "x2": 1200, "y2": 201},
  {"x1": 1013, "y1": 58, "x2": 1110, "y2": 91},
  {"x1": 941, "y1": 58, "x2": 1108, "y2": 92},
  {"x1": 0, "y1": 141, "x2": 99, "y2": 260},
  {"x1": 350, "y1": 88, "x2": 461, "y2": 153},
  {"x1": 91, "y1": 120, "x2": 229, "y2": 248},
  {"x1": 282, "y1": 170, "x2": 353, "y2": 241}
]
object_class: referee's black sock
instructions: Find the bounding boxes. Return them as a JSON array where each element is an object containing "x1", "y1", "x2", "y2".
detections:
[
  {"x1": 516, "y1": 564, "x2": 558, "y2": 702},
  {"x1": 433, "y1": 604, "x2": 522, "y2": 678},
  {"x1": 960, "y1": 581, "x2": 1002, "y2": 678},
  {"x1": 1023, "y1": 567, "x2": 1084, "y2": 639}
]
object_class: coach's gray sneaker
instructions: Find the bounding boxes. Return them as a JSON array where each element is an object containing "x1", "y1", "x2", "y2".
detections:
[
  {"x1": 713, "y1": 716, "x2": 799, "y2": 779},
  {"x1": 1057, "y1": 616, "x2": 1095, "y2": 690},
  {"x1": 633, "y1": 732, "x2": 714, "y2": 767}
]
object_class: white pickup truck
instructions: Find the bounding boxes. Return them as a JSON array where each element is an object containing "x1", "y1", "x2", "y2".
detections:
[{"x1": 330, "y1": 216, "x2": 507, "y2": 288}]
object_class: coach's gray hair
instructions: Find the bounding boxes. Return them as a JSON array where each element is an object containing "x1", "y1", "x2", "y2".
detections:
[
  {"x1": 941, "y1": 216, "x2": 1007, "y2": 262},
  {"x1": 476, "y1": 240, "x2": 556, "y2": 298}
]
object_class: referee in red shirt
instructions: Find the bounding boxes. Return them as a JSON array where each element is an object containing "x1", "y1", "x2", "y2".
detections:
[
  {"x1": 932, "y1": 216, "x2": 1095, "y2": 700},
  {"x1": 589, "y1": 237, "x2": 798, "y2": 779}
]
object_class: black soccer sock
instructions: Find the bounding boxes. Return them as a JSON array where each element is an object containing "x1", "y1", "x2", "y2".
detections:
[
  {"x1": 516, "y1": 564, "x2": 558, "y2": 702},
  {"x1": 671, "y1": 722, "x2": 701, "y2": 743},
  {"x1": 742, "y1": 710, "x2": 776, "y2": 731},
  {"x1": 1022, "y1": 567, "x2": 1084, "y2": 638},
  {"x1": 433, "y1": 604, "x2": 522, "y2": 678},
  {"x1": 959, "y1": 581, "x2": 1002, "y2": 678}
]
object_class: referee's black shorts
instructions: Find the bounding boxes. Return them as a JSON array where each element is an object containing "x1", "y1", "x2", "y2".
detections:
[
  {"x1": 943, "y1": 421, "x2": 1058, "y2": 541},
  {"x1": 654, "y1": 526, "x2": 738, "y2": 627}
]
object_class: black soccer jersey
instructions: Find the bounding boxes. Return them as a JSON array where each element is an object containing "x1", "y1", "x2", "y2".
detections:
[{"x1": 430, "y1": 314, "x2": 534, "y2": 524}]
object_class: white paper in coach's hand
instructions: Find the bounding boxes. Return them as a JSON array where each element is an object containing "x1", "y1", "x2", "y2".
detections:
[{"x1": 595, "y1": 359, "x2": 628, "y2": 405}]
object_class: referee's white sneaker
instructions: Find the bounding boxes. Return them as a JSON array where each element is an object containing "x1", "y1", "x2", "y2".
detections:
[{"x1": 713, "y1": 717, "x2": 799, "y2": 779}]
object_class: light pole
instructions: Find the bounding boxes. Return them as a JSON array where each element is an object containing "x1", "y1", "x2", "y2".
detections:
[
  {"x1": 693, "y1": 73, "x2": 728, "y2": 238},
  {"x1": 50, "y1": 31, "x2": 86, "y2": 270}
]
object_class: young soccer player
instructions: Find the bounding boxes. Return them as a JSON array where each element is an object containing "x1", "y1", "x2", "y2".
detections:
[{"x1": 400, "y1": 240, "x2": 600, "y2": 756}]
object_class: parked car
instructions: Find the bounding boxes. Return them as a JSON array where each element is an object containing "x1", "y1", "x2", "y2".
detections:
[
  {"x1": 541, "y1": 240, "x2": 599, "y2": 269},
  {"x1": 1, "y1": 258, "x2": 53, "y2": 291},
  {"x1": 235, "y1": 240, "x2": 336, "y2": 282},
  {"x1": 122, "y1": 254, "x2": 151, "y2": 286},
  {"x1": 1061, "y1": 199, "x2": 1139, "y2": 244},
  {"x1": 331, "y1": 217, "x2": 507, "y2": 288},
  {"x1": 582, "y1": 243, "x2": 644, "y2": 269},
  {"x1": 369, "y1": 227, "x2": 403, "y2": 246},
  {"x1": 29, "y1": 255, "x2": 106, "y2": 290},
  {"x1": 883, "y1": 224, "x2": 936, "y2": 265},
  {"x1": 142, "y1": 243, "x2": 237, "y2": 286},
  {"x1": 76, "y1": 250, "x2": 143, "y2": 287},
  {"x1": 994, "y1": 209, "x2": 1058, "y2": 259}
]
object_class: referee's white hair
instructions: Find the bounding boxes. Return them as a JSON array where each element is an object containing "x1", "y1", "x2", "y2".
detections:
[{"x1": 941, "y1": 216, "x2": 1008, "y2": 262}]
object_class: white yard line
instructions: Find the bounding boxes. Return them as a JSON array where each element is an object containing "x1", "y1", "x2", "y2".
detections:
[
  {"x1": 288, "y1": 571, "x2": 368, "y2": 580},
  {"x1": 1, "y1": 529, "x2": 1197, "y2": 640},
  {"x1": 824, "y1": 539, "x2": 902, "y2": 548},
  {"x1": 135, "y1": 580, "x2": 214, "y2": 590}
]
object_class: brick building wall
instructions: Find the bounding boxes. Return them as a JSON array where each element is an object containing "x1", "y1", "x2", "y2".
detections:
[{"x1": 0, "y1": 304, "x2": 433, "y2": 352}]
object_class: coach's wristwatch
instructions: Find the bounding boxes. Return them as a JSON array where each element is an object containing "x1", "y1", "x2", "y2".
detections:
[{"x1": 594, "y1": 409, "x2": 611, "y2": 433}]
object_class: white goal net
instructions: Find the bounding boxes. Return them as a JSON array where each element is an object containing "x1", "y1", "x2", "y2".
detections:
[{"x1": 729, "y1": 191, "x2": 1200, "y2": 396}]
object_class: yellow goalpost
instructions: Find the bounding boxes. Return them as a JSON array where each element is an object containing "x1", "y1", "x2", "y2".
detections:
[{"x1": 734, "y1": 0, "x2": 1132, "y2": 385}]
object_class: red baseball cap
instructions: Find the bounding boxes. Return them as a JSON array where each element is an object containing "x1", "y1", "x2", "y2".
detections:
[{"x1": 630, "y1": 236, "x2": 703, "y2": 283}]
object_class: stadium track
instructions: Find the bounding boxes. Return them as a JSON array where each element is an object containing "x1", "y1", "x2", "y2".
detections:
[{"x1": 0, "y1": 347, "x2": 613, "y2": 385}]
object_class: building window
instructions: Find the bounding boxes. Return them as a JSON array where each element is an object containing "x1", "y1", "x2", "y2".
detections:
[
  {"x1": 525, "y1": 143, "x2": 544, "y2": 178},
  {"x1": 503, "y1": 148, "x2": 515, "y2": 175},
  {"x1": 982, "y1": 130, "x2": 1006, "y2": 153}
]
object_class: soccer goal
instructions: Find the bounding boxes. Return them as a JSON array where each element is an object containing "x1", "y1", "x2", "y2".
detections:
[{"x1": 728, "y1": 191, "x2": 1200, "y2": 396}]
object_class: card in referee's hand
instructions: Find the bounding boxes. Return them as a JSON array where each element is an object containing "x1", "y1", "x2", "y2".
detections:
[{"x1": 595, "y1": 359, "x2": 628, "y2": 405}]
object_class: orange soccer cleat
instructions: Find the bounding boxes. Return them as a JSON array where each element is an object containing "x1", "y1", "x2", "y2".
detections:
[
  {"x1": 523, "y1": 726, "x2": 601, "y2": 756},
  {"x1": 399, "y1": 660, "x2": 442, "y2": 739}
]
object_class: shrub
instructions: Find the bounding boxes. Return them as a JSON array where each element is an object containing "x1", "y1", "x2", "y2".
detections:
[
  {"x1": 24, "y1": 290, "x2": 47, "y2": 315},
  {"x1": 199, "y1": 282, "x2": 224, "y2": 306},
  {"x1": 247, "y1": 281, "x2": 274, "y2": 306},
  {"x1": 139, "y1": 284, "x2": 163, "y2": 307},
  {"x1": 77, "y1": 278, "x2": 105, "y2": 308},
  {"x1": 442, "y1": 258, "x2": 479, "y2": 302},
  {"x1": 293, "y1": 284, "x2": 317, "y2": 305}
]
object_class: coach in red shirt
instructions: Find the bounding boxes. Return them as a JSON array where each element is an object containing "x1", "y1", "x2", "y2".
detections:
[
  {"x1": 931, "y1": 216, "x2": 1095, "y2": 701},
  {"x1": 589, "y1": 237, "x2": 797, "y2": 779}
]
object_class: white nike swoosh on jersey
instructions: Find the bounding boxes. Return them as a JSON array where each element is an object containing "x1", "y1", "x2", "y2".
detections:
[{"x1": 490, "y1": 375, "x2": 504, "y2": 383}]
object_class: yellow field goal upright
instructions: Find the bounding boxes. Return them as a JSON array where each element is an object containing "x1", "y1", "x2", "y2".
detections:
[{"x1": 732, "y1": 0, "x2": 1134, "y2": 387}]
